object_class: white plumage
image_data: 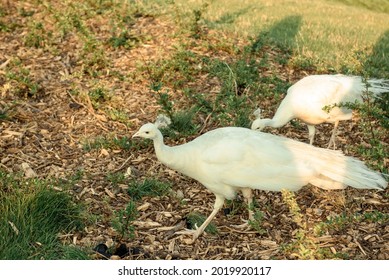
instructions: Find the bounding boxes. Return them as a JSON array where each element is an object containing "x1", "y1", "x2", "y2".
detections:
[
  {"x1": 133, "y1": 123, "x2": 387, "y2": 241},
  {"x1": 251, "y1": 75, "x2": 389, "y2": 148}
]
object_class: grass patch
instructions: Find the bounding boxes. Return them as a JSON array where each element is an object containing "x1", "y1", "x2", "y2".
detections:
[
  {"x1": 144, "y1": 49, "x2": 203, "y2": 89},
  {"x1": 82, "y1": 135, "x2": 149, "y2": 152},
  {"x1": 166, "y1": 0, "x2": 389, "y2": 74},
  {"x1": 0, "y1": 170, "x2": 88, "y2": 260},
  {"x1": 127, "y1": 178, "x2": 171, "y2": 200}
]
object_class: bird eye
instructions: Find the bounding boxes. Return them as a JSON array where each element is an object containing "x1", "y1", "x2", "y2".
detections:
[{"x1": 145, "y1": 131, "x2": 149, "y2": 134}]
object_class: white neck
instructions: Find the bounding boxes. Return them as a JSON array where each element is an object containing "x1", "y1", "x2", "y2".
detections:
[
  {"x1": 152, "y1": 131, "x2": 183, "y2": 170},
  {"x1": 153, "y1": 130, "x2": 168, "y2": 161},
  {"x1": 262, "y1": 118, "x2": 288, "y2": 128}
]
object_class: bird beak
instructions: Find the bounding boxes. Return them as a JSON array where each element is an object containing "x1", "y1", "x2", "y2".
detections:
[{"x1": 132, "y1": 132, "x2": 140, "y2": 138}]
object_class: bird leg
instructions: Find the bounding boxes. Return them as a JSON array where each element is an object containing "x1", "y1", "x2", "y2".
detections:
[
  {"x1": 307, "y1": 125, "x2": 315, "y2": 145},
  {"x1": 241, "y1": 187, "x2": 254, "y2": 221},
  {"x1": 327, "y1": 120, "x2": 339, "y2": 149},
  {"x1": 176, "y1": 195, "x2": 224, "y2": 242},
  {"x1": 233, "y1": 188, "x2": 254, "y2": 229}
]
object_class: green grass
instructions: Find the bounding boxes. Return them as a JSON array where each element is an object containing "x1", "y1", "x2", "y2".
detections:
[
  {"x1": 166, "y1": 0, "x2": 389, "y2": 75},
  {"x1": 330, "y1": 0, "x2": 389, "y2": 13},
  {"x1": 0, "y1": 170, "x2": 88, "y2": 260},
  {"x1": 127, "y1": 178, "x2": 172, "y2": 200}
]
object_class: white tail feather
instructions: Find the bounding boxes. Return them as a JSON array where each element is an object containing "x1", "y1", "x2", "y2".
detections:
[{"x1": 306, "y1": 147, "x2": 387, "y2": 190}]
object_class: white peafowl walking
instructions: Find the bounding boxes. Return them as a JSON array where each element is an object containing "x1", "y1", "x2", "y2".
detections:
[
  {"x1": 133, "y1": 122, "x2": 387, "y2": 242},
  {"x1": 251, "y1": 75, "x2": 389, "y2": 148}
]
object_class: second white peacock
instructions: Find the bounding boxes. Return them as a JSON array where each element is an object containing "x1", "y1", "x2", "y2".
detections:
[
  {"x1": 132, "y1": 122, "x2": 387, "y2": 241},
  {"x1": 251, "y1": 74, "x2": 389, "y2": 148}
]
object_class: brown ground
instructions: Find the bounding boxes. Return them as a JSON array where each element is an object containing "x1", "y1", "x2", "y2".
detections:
[{"x1": 0, "y1": 1, "x2": 388, "y2": 260}]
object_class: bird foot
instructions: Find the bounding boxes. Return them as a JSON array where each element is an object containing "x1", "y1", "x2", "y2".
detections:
[{"x1": 175, "y1": 228, "x2": 200, "y2": 243}]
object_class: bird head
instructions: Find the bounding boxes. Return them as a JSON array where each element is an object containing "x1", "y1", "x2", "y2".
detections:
[
  {"x1": 251, "y1": 118, "x2": 266, "y2": 131},
  {"x1": 251, "y1": 108, "x2": 265, "y2": 131},
  {"x1": 132, "y1": 123, "x2": 159, "y2": 139}
]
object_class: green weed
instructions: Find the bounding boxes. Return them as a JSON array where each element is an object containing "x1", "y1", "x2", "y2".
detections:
[
  {"x1": 314, "y1": 210, "x2": 389, "y2": 236},
  {"x1": 152, "y1": 83, "x2": 199, "y2": 137},
  {"x1": 248, "y1": 209, "x2": 267, "y2": 235},
  {"x1": 145, "y1": 49, "x2": 202, "y2": 89},
  {"x1": 106, "y1": 172, "x2": 127, "y2": 188},
  {"x1": 112, "y1": 201, "x2": 138, "y2": 240},
  {"x1": 81, "y1": 37, "x2": 107, "y2": 74},
  {"x1": 88, "y1": 87, "x2": 111, "y2": 109},
  {"x1": 328, "y1": 82, "x2": 389, "y2": 172},
  {"x1": 105, "y1": 108, "x2": 130, "y2": 124},
  {"x1": 188, "y1": 2, "x2": 209, "y2": 39},
  {"x1": 108, "y1": 30, "x2": 140, "y2": 49}
]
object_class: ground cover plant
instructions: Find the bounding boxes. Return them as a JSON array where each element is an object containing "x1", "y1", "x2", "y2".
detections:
[{"x1": 0, "y1": 0, "x2": 387, "y2": 260}]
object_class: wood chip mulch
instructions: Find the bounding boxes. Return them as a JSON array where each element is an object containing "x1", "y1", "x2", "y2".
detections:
[{"x1": 0, "y1": 0, "x2": 388, "y2": 260}]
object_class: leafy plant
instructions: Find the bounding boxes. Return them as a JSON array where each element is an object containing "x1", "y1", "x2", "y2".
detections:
[
  {"x1": 324, "y1": 80, "x2": 389, "y2": 172},
  {"x1": 152, "y1": 83, "x2": 199, "y2": 137},
  {"x1": 314, "y1": 210, "x2": 389, "y2": 236},
  {"x1": 189, "y1": 3, "x2": 209, "y2": 39}
]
